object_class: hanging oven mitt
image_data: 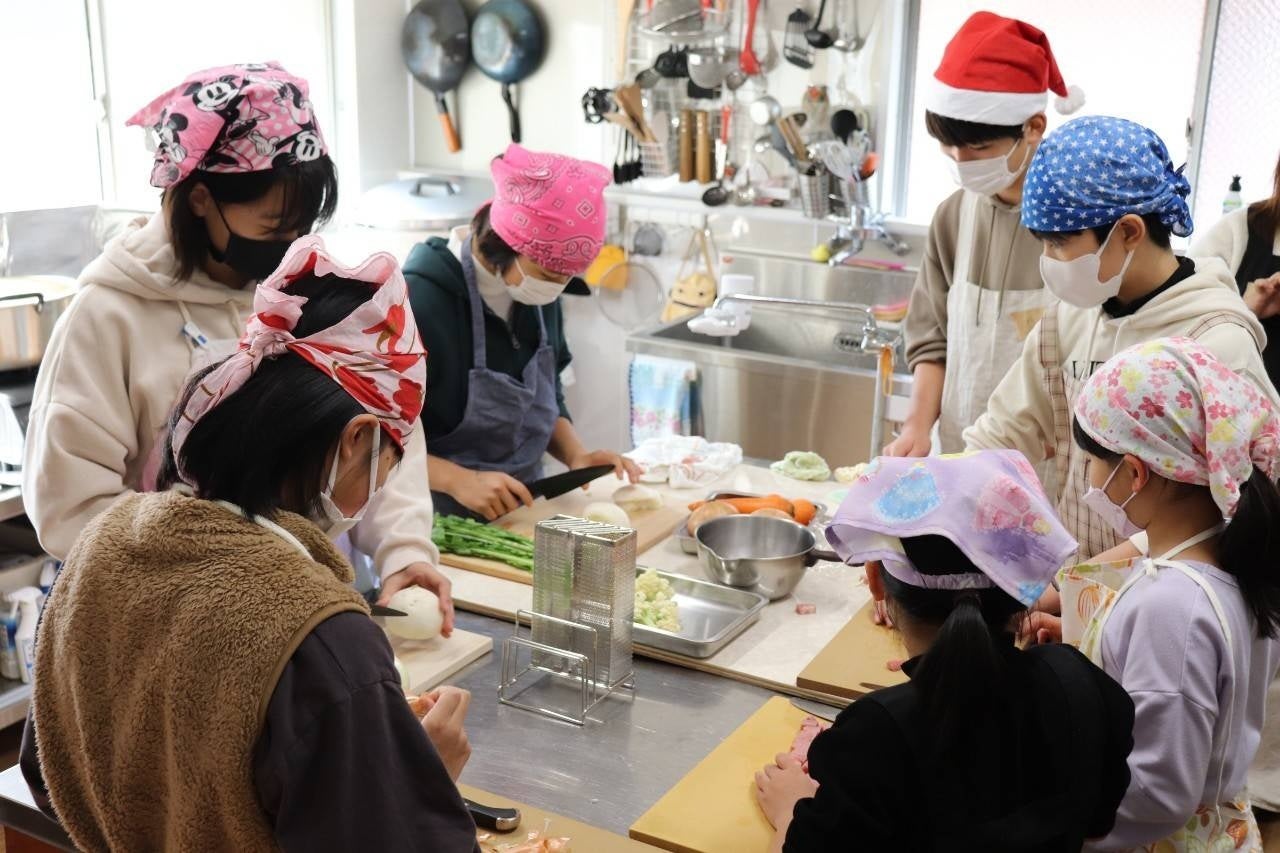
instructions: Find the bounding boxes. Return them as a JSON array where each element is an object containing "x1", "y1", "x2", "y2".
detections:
[
  {"x1": 584, "y1": 243, "x2": 629, "y2": 291},
  {"x1": 662, "y1": 228, "x2": 718, "y2": 323}
]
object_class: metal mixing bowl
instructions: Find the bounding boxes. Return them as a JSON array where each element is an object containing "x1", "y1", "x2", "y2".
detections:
[{"x1": 695, "y1": 515, "x2": 819, "y2": 600}]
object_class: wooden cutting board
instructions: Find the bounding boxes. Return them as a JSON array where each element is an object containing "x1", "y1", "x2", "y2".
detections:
[
  {"x1": 387, "y1": 627, "x2": 492, "y2": 692},
  {"x1": 461, "y1": 784, "x2": 658, "y2": 850},
  {"x1": 629, "y1": 697, "x2": 811, "y2": 852},
  {"x1": 439, "y1": 484, "x2": 684, "y2": 585},
  {"x1": 795, "y1": 601, "x2": 909, "y2": 698}
]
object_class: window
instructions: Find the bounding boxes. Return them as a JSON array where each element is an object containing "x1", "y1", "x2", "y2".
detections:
[
  {"x1": 0, "y1": 0, "x2": 333, "y2": 213},
  {"x1": 1191, "y1": 0, "x2": 1280, "y2": 234},
  {"x1": 0, "y1": 3, "x2": 101, "y2": 210},
  {"x1": 899, "y1": 0, "x2": 1209, "y2": 224}
]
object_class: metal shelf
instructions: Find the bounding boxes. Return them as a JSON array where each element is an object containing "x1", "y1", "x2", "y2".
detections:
[
  {"x1": 0, "y1": 681, "x2": 31, "y2": 730},
  {"x1": 0, "y1": 489, "x2": 22, "y2": 524}
]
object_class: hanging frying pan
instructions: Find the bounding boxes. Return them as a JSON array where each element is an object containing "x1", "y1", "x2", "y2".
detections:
[
  {"x1": 471, "y1": 0, "x2": 546, "y2": 143},
  {"x1": 402, "y1": 0, "x2": 471, "y2": 153}
]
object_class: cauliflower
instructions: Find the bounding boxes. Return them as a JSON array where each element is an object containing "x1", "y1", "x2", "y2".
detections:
[{"x1": 634, "y1": 569, "x2": 681, "y2": 632}]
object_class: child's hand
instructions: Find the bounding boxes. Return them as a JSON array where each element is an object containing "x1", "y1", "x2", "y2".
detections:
[
  {"x1": 755, "y1": 753, "x2": 819, "y2": 829},
  {"x1": 1019, "y1": 611, "x2": 1063, "y2": 645}
]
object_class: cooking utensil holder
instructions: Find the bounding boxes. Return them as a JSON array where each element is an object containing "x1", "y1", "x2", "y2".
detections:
[{"x1": 798, "y1": 167, "x2": 832, "y2": 220}]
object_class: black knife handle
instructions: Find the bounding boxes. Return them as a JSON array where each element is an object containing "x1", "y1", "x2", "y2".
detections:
[{"x1": 464, "y1": 798, "x2": 521, "y2": 833}]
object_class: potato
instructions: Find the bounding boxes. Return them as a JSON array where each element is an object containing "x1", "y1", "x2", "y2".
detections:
[
  {"x1": 384, "y1": 587, "x2": 444, "y2": 641},
  {"x1": 687, "y1": 500, "x2": 738, "y2": 536},
  {"x1": 751, "y1": 508, "x2": 795, "y2": 522}
]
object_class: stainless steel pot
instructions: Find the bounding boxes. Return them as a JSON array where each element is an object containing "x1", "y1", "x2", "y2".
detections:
[
  {"x1": 0, "y1": 276, "x2": 77, "y2": 371},
  {"x1": 695, "y1": 514, "x2": 838, "y2": 600}
]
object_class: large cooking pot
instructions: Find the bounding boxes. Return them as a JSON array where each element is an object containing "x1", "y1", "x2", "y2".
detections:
[{"x1": 0, "y1": 276, "x2": 77, "y2": 371}]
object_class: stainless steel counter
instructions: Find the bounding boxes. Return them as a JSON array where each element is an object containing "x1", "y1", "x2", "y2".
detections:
[{"x1": 0, "y1": 609, "x2": 807, "y2": 846}]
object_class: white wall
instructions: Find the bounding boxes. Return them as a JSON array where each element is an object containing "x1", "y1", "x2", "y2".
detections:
[{"x1": 410, "y1": 0, "x2": 611, "y2": 171}]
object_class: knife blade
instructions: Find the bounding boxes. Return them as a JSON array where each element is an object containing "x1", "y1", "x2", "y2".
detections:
[
  {"x1": 523, "y1": 464, "x2": 617, "y2": 501},
  {"x1": 464, "y1": 797, "x2": 521, "y2": 832},
  {"x1": 789, "y1": 697, "x2": 844, "y2": 723},
  {"x1": 369, "y1": 604, "x2": 407, "y2": 618}
]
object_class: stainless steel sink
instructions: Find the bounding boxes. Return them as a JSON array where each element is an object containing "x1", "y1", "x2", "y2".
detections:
[{"x1": 626, "y1": 253, "x2": 915, "y2": 466}]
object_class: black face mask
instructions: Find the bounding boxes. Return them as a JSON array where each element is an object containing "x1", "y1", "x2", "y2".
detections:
[{"x1": 209, "y1": 202, "x2": 293, "y2": 282}]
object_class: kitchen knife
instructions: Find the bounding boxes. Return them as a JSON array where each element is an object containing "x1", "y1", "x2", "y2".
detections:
[
  {"x1": 523, "y1": 464, "x2": 617, "y2": 500},
  {"x1": 464, "y1": 798, "x2": 521, "y2": 832},
  {"x1": 789, "y1": 697, "x2": 844, "y2": 723},
  {"x1": 361, "y1": 588, "x2": 407, "y2": 618}
]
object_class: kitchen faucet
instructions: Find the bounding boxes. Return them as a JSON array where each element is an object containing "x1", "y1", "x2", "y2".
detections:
[
  {"x1": 705, "y1": 293, "x2": 903, "y2": 456},
  {"x1": 826, "y1": 187, "x2": 910, "y2": 266}
]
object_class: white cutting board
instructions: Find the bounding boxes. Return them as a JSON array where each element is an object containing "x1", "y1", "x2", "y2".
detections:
[{"x1": 387, "y1": 627, "x2": 492, "y2": 692}]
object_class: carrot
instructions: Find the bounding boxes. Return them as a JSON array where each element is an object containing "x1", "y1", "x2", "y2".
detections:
[
  {"x1": 792, "y1": 499, "x2": 817, "y2": 526},
  {"x1": 689, "y1": 495, "x2": 797, "y2": 515}
]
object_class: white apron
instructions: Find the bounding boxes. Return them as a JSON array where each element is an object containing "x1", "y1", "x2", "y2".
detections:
[
  {"x1": 1059, "y1": 527, "x2": 1263, "y2": 852},
  {"x1": 938, "y1": 191, "x2": 1053, "y2": 455}
]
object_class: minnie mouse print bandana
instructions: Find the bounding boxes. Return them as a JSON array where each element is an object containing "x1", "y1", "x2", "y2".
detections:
[
  {"x1": 1075, "y1": 338, "x2": 1280, "y2": 518},
  {"x1": 825, "y1": 450, "x2": 1077, "y2": 606},
  {"x1": 127, "y1": 61, "x2": 328, "y2": 188},
  {"x1": 170, "y1": 236, "x2": 426, "y2": 478}
]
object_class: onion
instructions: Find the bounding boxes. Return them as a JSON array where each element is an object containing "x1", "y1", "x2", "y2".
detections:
[
  {"x1": 613, "y1": 484, "x2": 663, "y2": 513},
  {"x1": 585, "y1": 502, "x2": 632, "y2": 527},
  {"x1": 384, "y1": 587, "x2": 444, "y2": 641}
]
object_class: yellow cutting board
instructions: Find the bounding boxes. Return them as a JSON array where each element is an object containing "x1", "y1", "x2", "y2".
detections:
[
  {"x1": 388, "y1": 627, "x2": 492, "y2": 693},
  {"x1": 461, "y1": 785, "x2": 659, "y2": 850},
  {"x1": 795, "y1": 601, "x2": 909, "y2": 698},
  {"x1": 629, "y1": 697, "x2": 813, "y2": 853},
  {"x1": 440, "y1": 488, "x2": 684, "y2": 585}
]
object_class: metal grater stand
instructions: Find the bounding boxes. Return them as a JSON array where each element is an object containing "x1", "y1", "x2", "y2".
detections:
[{"x1": 498, "y1": 516, "x2": 637, "y2": 725}]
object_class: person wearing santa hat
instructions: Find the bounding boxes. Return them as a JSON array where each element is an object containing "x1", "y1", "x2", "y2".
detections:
[
  {"x1": 402, "y1": 144, "x2": 640, "y2": 521},
  {"x1": 888, "y1": 11, "x2": 1084, "y2": 463}
]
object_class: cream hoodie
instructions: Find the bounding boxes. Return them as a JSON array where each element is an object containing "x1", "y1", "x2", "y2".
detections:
[
  {"x1": 23, "y1": 213, "x2": 438, "y2": 578},
  {"x1": 1191, "y1": 206, "x2": 1280, "y2": 274},
  {"x1": 964, "y1": 256, "x2": 1278, "y2": 556}
]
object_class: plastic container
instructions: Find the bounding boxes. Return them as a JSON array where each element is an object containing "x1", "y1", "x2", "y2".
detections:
[
  {"x1": 10, "y1": 586, "x2": 40, "y2": 684},
  {"x1": 1224, "y1": 175, "x2": 1243, "y2": 215},
  {"x1": 0, "y1": 609, "x2": 18, "y2": 681}
]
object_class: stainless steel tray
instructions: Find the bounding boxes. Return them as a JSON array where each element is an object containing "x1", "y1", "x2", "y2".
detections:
[
  {"x1": 632, "y1": 568, "x2": 767, "y2": 659},
  {"x1": 675, "y1": 492, "x2": 829, "y2": 555}
]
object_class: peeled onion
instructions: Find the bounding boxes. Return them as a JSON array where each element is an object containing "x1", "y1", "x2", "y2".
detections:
[
  {"x1": 393, "y1": 655, "x2": 411, "y2": 691},
  {"x1": 585, "y1": 502, "x2": 632, "y2": 528},
  {"x1": 384, "y1": 587, "x2": 444, "y2": 641},
  {"x1": 613, "y1": 484, "x2": 663, "y2": 513}
]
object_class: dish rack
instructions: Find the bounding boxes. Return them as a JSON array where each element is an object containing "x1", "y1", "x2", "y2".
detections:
[{"x1": 499, "y1": 515, "x2": 638, "y2": 725}]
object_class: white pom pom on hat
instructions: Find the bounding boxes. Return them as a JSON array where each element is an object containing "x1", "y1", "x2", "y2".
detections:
[{"x1": 1054, "y1": 84, "x2": 1086, "y2": 115}]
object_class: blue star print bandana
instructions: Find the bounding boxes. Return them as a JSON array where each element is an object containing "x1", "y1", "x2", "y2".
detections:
[
  {"x1": 1022, "y1": 115, "x2": 1194, "y2": 238},
  {"x1": 825, "y1": 450, "x2": 1078, "y2": 607}
]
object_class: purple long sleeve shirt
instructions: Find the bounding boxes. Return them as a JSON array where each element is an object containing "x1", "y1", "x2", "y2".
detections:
[{"x1": 1085, "y1": 560, "x2": 1280, "y2": 850}]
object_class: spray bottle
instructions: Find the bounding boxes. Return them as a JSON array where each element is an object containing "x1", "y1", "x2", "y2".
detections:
[{"x1": 10, "y1": 587, "x2": 42, "y2": 684}]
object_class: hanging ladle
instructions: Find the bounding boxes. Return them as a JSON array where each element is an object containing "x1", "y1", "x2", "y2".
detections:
[{"x1": 804, "y1": 0, "x2": 833, "y2": 49}]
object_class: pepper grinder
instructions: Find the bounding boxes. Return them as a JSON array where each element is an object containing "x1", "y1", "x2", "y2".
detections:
[
  {"x1": 694, "y1": 110, "x2": 712, "y2": 184},
  {"x1": 679, "y1": 109, "x2": 694, "y2": 183}
]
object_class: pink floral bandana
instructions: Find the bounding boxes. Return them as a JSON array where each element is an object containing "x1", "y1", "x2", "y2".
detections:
[
  {"x1": 1075, "y1": 338, "x2": 1280, "y2": 517},
  {"x1": 170, "y1": 236, "x2": 426, "y2": 477},
  {"x1": 488, "y1": 143, "x2": 612, "y2": 276},
  {"x1": 127, "y1": 62, "x2": 328, "y2": 188}
]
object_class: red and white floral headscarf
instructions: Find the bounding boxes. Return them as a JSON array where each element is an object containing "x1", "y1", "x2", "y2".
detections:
[
  {"x1": 1075, "y1": 338, "x2": 1280, "y2": 517},
  {"x1": 170, "y1": 236, "x2": 426, "y2": 478}
]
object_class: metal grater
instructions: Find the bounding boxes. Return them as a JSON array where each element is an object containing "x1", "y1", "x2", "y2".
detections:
[{"x1": 532, "y1": 515, "x2": 637, "y2": 689}]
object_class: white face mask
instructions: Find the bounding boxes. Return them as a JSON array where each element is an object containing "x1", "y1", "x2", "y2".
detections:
[
  {"x1": 1039, "y1": 223, "x2": 1136, "y2": 308},
  {"x1": 1081, "y1": 460, "x2": 1142, "y2": 538},
  {"x1": 945, "y1": 137, "x2": 1031, "y2": 196},
  {"x1": 509, "y1": 258, "x2": 568, "y2": 306},
  {"x1": 315, "y1": 426, "x2": 383, "y2": 539}
]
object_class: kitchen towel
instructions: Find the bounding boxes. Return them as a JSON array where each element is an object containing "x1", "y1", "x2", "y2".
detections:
[{"x1": 629, "y1": 354, "x2": 701, "y2": 446}]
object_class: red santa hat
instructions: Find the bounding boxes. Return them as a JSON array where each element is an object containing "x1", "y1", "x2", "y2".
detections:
[{"x1": 925, "y1": 12, "x2": 1084, "y2": 126}]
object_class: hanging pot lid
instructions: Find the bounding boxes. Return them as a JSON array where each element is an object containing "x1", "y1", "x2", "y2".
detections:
[{"x1": 356, "y1": 174, "x2": 494, "y2": 231}]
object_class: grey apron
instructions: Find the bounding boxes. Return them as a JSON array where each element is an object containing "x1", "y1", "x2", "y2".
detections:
[{"x1": 430, "y1": 239, "x2": 560, "y2": 518}]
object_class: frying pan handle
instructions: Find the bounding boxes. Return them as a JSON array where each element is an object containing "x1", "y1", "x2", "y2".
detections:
[
  {"x1": 439, "y1": 114, "x2": 462, "y2": 153},
  {"x1": 502, "y1": 84, "x2": 522, "y2": 143},
  {"x1": 806, "y1": 545, "x2": 840, "y2": 566}
]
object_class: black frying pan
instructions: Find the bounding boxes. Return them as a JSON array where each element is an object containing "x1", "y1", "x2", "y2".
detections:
[
  {"x1": 402, "y1": 0, "x2": 471, "y2": 153},
  {"x1": 471, "y1": 0, "x2": 545, "y2": 143}
]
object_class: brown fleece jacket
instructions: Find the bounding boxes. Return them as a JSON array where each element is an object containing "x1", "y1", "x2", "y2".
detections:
[{"x1": 33, "y1": 490, "x2": 368, "y2": 852}]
